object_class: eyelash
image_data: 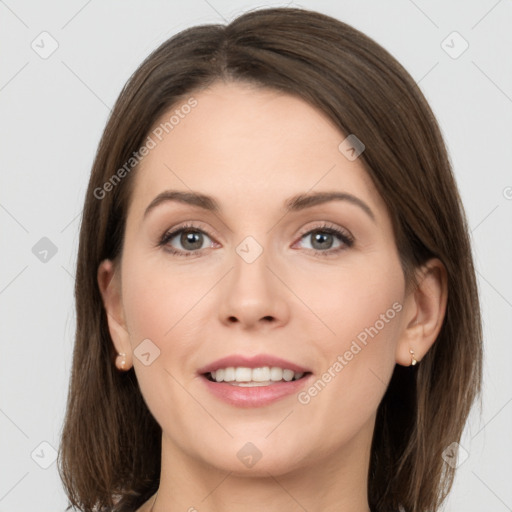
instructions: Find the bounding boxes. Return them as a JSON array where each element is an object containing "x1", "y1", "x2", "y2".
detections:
[{"x1": 158, "y1": 222, "x2": 354, "y2": 258}]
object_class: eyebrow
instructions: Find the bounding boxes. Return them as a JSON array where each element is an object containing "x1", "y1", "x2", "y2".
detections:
[{"x1": 143, "y1": 190, "x2": 376, "y2": 222}]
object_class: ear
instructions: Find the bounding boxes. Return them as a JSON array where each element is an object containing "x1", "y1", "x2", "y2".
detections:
[
  {"x1": 395, "y1": 258, "x2": 448, "y2": 366},
  {"x1": 97, "y1": 259, "x2": 133, "y2": 369}
]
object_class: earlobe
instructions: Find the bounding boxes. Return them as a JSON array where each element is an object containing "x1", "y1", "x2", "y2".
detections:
[
  {"x1": 395, "y1": 258, "x2": 448, "y2": 366},
  {"x1": 97, "y1": 259, "x2": 133, "y2": 371}
]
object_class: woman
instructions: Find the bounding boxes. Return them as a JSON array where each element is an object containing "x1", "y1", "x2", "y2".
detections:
[{"x1": 58, "y1": 7, "x2": 482, "y2": 512}]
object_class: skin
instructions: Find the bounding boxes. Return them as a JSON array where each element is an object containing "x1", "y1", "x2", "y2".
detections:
[{"x1": 98, "y1": 81, "x2": 447, "y2": 512}]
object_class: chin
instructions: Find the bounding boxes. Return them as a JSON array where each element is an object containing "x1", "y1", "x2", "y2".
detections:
[{"x1": 198, "y1": 437, "x2": 311, "y2": 477}]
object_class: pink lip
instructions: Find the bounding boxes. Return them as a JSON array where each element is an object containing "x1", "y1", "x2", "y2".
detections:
[
  {"x1": 197, "y1": 354, "x2": 310, "y2": 375},
  {"x1": 197, "y1": 354, "x2": 312, "y2": 408},
  {"x1": 200, "y1": 374, "x2": 313, "y2": 408}
]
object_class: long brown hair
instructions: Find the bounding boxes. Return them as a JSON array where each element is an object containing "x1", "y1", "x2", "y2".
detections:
[{"x1": 58, "y1": 7, "x2": 483, "y2": 512}]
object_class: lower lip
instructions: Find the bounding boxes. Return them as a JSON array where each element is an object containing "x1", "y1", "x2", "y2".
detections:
[{"x1": 200, "y1": 374, "x2": 312, "y2": 408}]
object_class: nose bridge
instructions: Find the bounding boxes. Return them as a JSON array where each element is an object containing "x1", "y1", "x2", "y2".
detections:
[
  {"x1": 217, "y1": 233, "x2": 289, "y2": 328},
  {"x1": 231, "y1": 234, "x2": 274, "y2": 304}
]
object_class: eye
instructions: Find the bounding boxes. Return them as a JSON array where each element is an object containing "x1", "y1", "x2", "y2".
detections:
[
  {"x1": 158, "y1": 221, "x2": 354, "y2": 258},
  {"x1": 158, "y1": 222, "x2": 216, "y2": 257},
  {"x1": 294, "y1": 223, "x2": 354, "y2": 256}
]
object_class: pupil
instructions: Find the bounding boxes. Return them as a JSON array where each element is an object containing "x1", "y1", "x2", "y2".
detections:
[
  {"x1": 182, "y1": 230, "x2": 202, "y2": 250},
  {"x1": 312, "y1": 232, "x2": 332, "y2": 250}
]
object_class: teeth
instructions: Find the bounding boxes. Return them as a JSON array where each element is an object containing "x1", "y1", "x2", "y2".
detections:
[
  {"x1": 207, "y1": 366, "x2": 305, "y2": 383},
  {"x1": 282, "y1": 369, "x2": 295, "y2": 381},
  {"x1": 270, "y1": 367, "x2": 283, "y2": 381},
  {"x1": 252, "y1": 367, "x2": 270, "y2": 381},
  {"x1": 224, "y1": 367, "x2": 235, "y2": 381},
  {"x1": 235, "y1": 367, "x2": 252, "y2": 382}
]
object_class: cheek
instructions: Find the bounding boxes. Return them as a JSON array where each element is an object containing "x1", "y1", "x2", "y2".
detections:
[
  {"x1": 331, "y1": 271, "x2": 403, "y2": 355},
  {"x1": 296, "y1": 254, "x2": 404, "y2": 398},
  {"x1": 296, "y1": 255, "x2": 404, "y2": 433},
  {"x1": 119, "y1": 254, "x2": 211, "y2": 433},
  {"x1": 121, "y1": 252, "x2": 208, "y2": 344},
  {"x1": 295, "y1": 252, "x2": 404, "y2": 352}
]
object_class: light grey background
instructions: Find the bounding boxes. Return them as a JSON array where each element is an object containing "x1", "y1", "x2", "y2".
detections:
[{"x1": 1, "y1": 1, "x2": 511, "y2": 511}]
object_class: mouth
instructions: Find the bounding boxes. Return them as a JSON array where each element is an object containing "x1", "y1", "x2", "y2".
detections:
[
  {"x1": 200, "y1": 369, "x2": 313, "y2": 408},
  {"x1": 197, "y1": 355, "x2": 313, "y2": 407}
]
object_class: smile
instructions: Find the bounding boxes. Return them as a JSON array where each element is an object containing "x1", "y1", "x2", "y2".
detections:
[{"x1": 197, "y1": 353, "x2": 312, "y2": 407}]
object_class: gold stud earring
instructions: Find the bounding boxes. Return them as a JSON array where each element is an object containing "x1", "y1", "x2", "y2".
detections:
[
  {"x1": 409, "y1": 348, "x2": 418, "y2": 366},
  {"x1": 116, "y1": 352, "x2": 128, "y2": 371}
]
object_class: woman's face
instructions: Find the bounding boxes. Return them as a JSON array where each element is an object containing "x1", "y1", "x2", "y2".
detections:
[{"x1": 104, "y1": 81, "x2": 412, "y2": 476}]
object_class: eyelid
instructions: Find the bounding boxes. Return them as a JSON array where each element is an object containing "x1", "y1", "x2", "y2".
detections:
[
  {"x1": 295, "y1": 221, "x2": 353, "y2": 243},
  {"x1": 158, "y1": 221, "x2": 218, "y2": 248},
  {"x1": 292, "y1": 222, "x2": 354, "y2": 257}
]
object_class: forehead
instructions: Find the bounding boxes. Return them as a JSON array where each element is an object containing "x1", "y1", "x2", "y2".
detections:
[{"x1": 128, "y1": 81, "x2": 386, "y2": 220}]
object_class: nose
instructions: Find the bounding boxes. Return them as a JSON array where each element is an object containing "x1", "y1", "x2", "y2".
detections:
[{"x1": 217, "y1": 244, "x2": 290, "y2": 330}]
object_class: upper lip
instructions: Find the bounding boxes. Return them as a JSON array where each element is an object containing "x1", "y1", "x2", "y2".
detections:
[{"x1": 197, "y1": 354, "x2": 311, "y2": 375}]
